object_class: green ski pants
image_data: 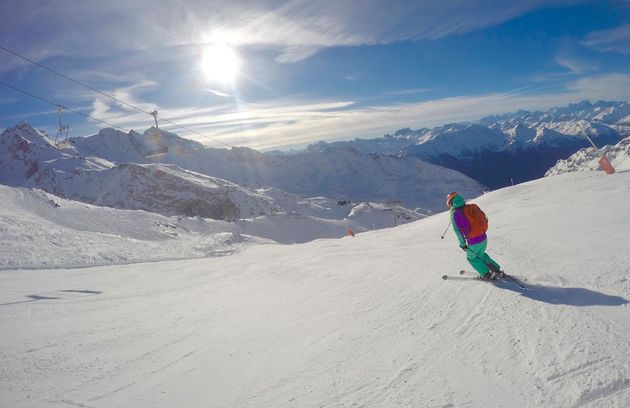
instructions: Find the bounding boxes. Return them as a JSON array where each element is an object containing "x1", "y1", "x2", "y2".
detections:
[{"x1": 466, "y1": 240, "x2": 501, "y2": 276}]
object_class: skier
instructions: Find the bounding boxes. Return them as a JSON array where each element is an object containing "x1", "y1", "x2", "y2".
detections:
[{"x1": 446, "y1": 192, "x2": 503, "y2": 280}]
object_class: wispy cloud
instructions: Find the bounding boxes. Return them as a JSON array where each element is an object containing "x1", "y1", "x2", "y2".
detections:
[
  {"x1": 206, "y1": 89, "x2": 232, "y2": 97},
  {"x1": 187, "y1": 0, "x2": 594, "y2": 63},
  {"x1": 554, "y1": 54, "x2": 596, "y2": 75},
  {"x1": 0, "y1": 0, "x2": 590, "y2": 65},
  {"x1": 529, "y1": 71, "x2": 576, "y2": 83},
  {"x1": 564, "y1": 73, "x2": 630, "y2": 100},
  {"x1": 0, "y1": 94, "x2": 21, "y2": 105},
  {"x1": 0, "y1": 108, "x2": 59, "y2": 121},
  {"x1": 383, "y1": 88, "x2": 431, "y2": 95},
  {"x1": 582, "y1": 24, "x2": 630, "y2": 54}
]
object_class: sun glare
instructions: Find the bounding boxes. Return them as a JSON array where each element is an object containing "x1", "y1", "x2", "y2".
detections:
[{"x1": 201, "y1": 44, "x2": 240, "y2": 83}]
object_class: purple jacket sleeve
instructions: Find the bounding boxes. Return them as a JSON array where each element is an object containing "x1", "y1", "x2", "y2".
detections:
[{"x1": 453, "y1": 209, "x2": 471, "y2": 240}]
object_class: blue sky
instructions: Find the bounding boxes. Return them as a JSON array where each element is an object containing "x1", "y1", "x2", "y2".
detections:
[{"x1": 1, "y1": 0, "x2": 629, "y2": 150}]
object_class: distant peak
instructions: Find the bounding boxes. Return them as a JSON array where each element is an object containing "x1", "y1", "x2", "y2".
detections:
[{"x1": 3, "y1": 121, "x2": 56, "y2": 147}]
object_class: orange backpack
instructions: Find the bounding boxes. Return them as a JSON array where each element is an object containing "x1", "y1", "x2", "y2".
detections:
[{"x1": 462, "y1": 204, "x2": 488, "y2": 238}]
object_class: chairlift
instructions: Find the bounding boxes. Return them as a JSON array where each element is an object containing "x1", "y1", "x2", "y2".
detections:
[
  {"x1": 143, "y1": 146, "x2": 169, "y2": 159},
  {"x1": 143, "y1": 110, "x2": 169, "y2": 158},
  {"x1": 55, "y1": 106, "x2": 70, "y2": 146}
]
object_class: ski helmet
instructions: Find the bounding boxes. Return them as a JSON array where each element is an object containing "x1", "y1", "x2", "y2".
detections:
[{"x1": 446, "y1": 192, "x2": 458, "y2": 207}]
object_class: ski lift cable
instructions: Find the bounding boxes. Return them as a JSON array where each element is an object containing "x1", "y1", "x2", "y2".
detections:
[
  {"x1": 0, "y1": 45, "x2": 233, "y2": 148},
  {"x1": 0, "y1": 80, "x2": 131, "y2": 132},
  {"x1": 0, "y1": 45, "x2": 153, "y2": 118}
]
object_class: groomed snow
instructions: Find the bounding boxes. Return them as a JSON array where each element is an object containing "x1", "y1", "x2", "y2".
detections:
[{"x1": 1, "y1": 170, "x2": 629, "y2": 407}]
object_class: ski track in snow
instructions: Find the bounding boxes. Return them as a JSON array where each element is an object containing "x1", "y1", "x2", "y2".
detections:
[{"x1": 1, "y1": 171, "x2": 630, "y2": 407}]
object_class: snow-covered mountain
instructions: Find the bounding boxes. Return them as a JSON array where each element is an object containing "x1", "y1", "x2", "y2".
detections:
[
  {"x1": 479, "y1": 100, "x2": 630, "y2": 126},
  {"x1": 71, "y1": 126, "x2": 485, "y2": 210},
  {"x1": 2, "y1": 169, "x2": 629, "y2": 407},
  {"x1": 0, "y1": 122, "x2": 485, "y2": 220},
  {"x1": 546, "y1": 136, "x2": 630, "y2": 176},
  {"x1": 309, "y1": 101, "x2": 630, "y2": 188},
  {"x1": 0, "y1": 122, "x2": 285, "y2": 221},
  {"x1": 7, "y1": 100, "x2": 627, "y2": 226}
]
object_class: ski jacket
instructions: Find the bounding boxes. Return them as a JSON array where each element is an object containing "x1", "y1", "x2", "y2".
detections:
[{"x1": 449, "y1": 195, "x2": 487, "y2": 246}]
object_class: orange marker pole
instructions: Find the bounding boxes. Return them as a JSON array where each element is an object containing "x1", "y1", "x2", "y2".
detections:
[{"x1": 585, "y1": 135, "x2": 615, "y2": 175}]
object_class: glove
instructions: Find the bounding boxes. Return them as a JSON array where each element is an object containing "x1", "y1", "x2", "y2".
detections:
[{"x1": 459, "y1": 244, "x2": 468, "y2": 251}]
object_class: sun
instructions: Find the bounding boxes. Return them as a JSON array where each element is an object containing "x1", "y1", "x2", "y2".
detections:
[{"x1": 201, "y1": 44, "x2": 240, "y2": 83}]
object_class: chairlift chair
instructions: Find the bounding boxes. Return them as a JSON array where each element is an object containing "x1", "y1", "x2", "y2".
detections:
[{"x1": 55, "y1": 106, "x2": 70, "y2": 146}]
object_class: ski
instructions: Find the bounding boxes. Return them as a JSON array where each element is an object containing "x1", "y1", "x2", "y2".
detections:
[
  {"x1": 441, "y1": 274, "x2": 481, "y2": 281},
  {"x1": 442, "y1": 270, "x2": 527, "y2": 289},
  {"x1": 441, "y1": 271, "x2": 489, "y2": 282},
  {"x1": 461, "y1": 269, "x2": 527, "y2": 288}
]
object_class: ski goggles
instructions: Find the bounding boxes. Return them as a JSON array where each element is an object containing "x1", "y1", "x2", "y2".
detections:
[{"x1": 446, "y1": 192, "x2": 458, "y2": 208}]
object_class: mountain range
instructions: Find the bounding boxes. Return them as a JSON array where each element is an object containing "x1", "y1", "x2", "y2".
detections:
[
  {"x1": 2, "y1": 100, "x2": 628, "y2": 226},
  {"x1": 0, "y1": 121, "x2": 483, "y2": 227},
  {"x1": 308, "y1": 100, "x2": 630, "y2": 188}
]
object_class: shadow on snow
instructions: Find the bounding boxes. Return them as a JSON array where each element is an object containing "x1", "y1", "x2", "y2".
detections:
[
  {"x1": 496, "y1": 281, "x2": 628, "y2": 306},
  {"x1": 0, "y1": 290, "x2": 103, "y2": 306}
]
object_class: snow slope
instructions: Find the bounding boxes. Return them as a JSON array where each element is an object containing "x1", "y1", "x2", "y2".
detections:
[
  {"x1": 1, "y1": 171, "x2": 629, "y2": 407},
  {"x1": 0, "y1": 185, "x2": 427, "y2": 269},
  {"x1": 0, "y1": 185, "x2": 261, "y2": 269}
]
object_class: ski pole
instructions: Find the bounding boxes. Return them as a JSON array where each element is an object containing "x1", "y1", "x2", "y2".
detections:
[{"x1": 440, "y1": 220, "x2": 451, "y2": 239}]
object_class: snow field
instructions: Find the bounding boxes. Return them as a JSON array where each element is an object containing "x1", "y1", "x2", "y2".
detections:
[{"x1": 1, "y1": 170, "x2": 629, "y2": 407}]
